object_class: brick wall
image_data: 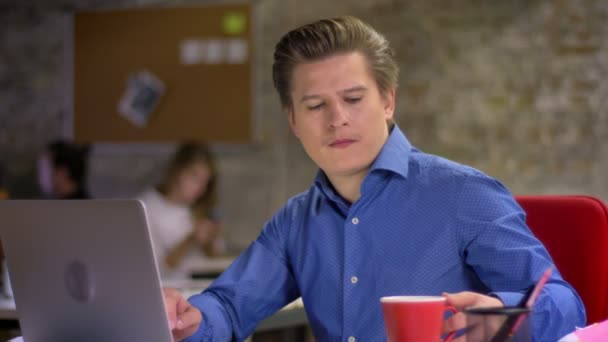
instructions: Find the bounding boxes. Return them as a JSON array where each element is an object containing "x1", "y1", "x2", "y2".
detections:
[{"x1": 1, "y1": 0, "x2": 606, "y2": 248}]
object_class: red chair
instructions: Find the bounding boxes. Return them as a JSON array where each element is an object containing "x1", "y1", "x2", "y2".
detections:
[{"x1": 515, "y1": 195, "x2": 608, "y2": 324}]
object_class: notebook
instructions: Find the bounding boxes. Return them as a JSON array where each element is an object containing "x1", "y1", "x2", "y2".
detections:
[{"x1": 0, "y1": 200, "x2": 173, "y2": 342}]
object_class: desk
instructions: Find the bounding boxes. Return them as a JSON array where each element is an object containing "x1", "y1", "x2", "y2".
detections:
[
  {"x1": 0, "y1": 283, "x2": 309, "y2": 340},
  {"x1": 185, "y1": 256, "x2": 236, "y2": 279},
  {"x1": 163, "y1": 279, "x2": 309, "y2": 337}
]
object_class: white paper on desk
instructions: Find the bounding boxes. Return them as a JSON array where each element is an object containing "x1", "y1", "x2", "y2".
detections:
[
  {"x1": 8, "y1": 337, "x2": 23, "y2": 342},
  {"x1": 558, "y1": 332, "x2": 580, "y2": 342}
]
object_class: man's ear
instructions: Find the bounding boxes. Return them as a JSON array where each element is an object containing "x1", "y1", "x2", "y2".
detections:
[
  {"x1": 383, "y1": 87, "x2": 396, "y2": 120},
  {"x1": 288, "y1": 108, "x2": 299, "y2": 139}
]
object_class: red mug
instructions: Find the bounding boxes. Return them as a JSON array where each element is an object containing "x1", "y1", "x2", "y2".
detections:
[{"x1": 381, "y1": 296, "x2": 457, "y2": 342}]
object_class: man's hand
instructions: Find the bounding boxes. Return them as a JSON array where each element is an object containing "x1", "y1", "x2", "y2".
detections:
[
  {"x1": 164, "y1": 288, "x2": 202, "y2": 342},
  {"x1": 442, "y1": 291, "x2": 503, "y2": 342}
]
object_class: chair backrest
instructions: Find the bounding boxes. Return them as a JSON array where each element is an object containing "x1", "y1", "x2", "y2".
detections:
[{"x1": 515, "y1": 195, "x2": 608, "y2": 324}]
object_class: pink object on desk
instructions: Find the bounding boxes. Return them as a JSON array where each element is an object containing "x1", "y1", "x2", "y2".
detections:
[{"x1": 575, "y1": 320, "x2": 608, "y2": 341}]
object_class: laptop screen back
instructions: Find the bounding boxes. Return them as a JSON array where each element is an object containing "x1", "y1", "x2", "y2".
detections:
[{"x1": 0, "y1": 200, "x2": 172, "y2": 342}]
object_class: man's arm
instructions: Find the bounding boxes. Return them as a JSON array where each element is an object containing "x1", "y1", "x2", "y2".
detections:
[
  {"x1": 182, "y1": 206, "x2": 301, "y2": 341},
  {"x1": 456, "y1": 174, "x2": 586, "y2": 341}
]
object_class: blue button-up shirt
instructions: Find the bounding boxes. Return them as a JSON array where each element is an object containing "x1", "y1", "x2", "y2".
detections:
[{"x1": 186, "y1": 125, "x2": 585, "y2": 342}]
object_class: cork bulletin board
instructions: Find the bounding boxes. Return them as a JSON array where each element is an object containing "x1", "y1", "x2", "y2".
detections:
[{"x1": 73, "y1": 4, "x2": 252, "y2": 143}]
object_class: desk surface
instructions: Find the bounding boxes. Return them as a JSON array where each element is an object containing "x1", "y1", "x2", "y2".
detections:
[
  {"x1": 185, "y1": 257, "x2": 236, "y2": 278},
  {"x1": 0, "y1": 281, "x2": 307, "y2": 332},
  {"x1": 183, "y1": 257, "x2": 235, "y2": 272}
]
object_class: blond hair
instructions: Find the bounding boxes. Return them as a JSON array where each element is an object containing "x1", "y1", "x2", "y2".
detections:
[
  {"x1": 157, "y1": 142, "x2": 217, "y2": 218},
  {"x1": 272, "y1": 16, "x2": 399, "y2": 110}
]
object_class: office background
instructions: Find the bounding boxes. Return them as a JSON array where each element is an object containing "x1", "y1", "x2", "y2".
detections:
[{"x1": 1, "y1": 0, "x2": 607, "y2": 249}]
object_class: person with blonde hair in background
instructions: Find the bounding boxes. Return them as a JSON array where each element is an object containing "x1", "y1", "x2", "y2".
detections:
[{"x1": 139, "y1": 142, "x2": 224, "y2": 279}]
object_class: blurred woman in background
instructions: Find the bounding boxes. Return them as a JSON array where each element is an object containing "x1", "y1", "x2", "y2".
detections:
[{"x1": 139, "y1": 142, "x2": 225, "y2": 279}]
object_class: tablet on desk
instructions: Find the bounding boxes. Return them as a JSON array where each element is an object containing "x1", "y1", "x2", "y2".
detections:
[{"x1": 0, "y1": 200, "x2": 173, "y2": 342}]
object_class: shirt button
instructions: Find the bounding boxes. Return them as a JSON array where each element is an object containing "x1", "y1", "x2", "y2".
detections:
[
  {"x1": 351, "y1": 276, "x2": 358, "y2": 284},
  {"x1": 348, "y1": 336, "x2": 356, "y2": 342},
  {"x1": 351, "y1": 217, "x2": 359, "y2": 225}
]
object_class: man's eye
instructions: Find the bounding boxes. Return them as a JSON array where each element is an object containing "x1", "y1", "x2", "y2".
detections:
[
  {"x1": 345, "y1": 97, "x2": 361, "y2": 104},
  {"x1": 307, "y1": 103, "x2": 323, "y2": 110}
]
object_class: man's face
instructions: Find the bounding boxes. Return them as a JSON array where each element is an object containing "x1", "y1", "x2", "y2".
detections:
[{"x1": 288, "y1": 52, "x2": 395, "y2": 179}]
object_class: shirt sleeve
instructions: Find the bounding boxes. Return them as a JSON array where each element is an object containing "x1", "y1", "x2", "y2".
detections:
[
  {"x1": 183, "y1": 205, "x2": 301, "y2": 341},
  {"x1": 456, "y1": 174, "x2": 586, "y2": 342}
]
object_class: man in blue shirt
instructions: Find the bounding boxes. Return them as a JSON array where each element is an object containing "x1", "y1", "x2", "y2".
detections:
[{"x1": 165, "y1": 16, "x2": 585, "y2": 341}]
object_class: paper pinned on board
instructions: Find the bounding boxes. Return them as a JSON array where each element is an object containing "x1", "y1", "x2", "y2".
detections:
[{"x1": 117, "y1": 70, "x2": 165, "y2": 128}]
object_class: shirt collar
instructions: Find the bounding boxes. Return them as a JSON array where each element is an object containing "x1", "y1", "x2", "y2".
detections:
[
  {"x1": 313, "y1": 124, "x2": 412, "y2": 198},
  {"x1": 313, "y1": 170, "x2": 346, "y2": 208},
  {"x1": 368, "y1": 124, "x2": 411, "y2": 179}
]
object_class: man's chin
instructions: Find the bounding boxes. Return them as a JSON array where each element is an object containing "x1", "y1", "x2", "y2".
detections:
[{"x1": 324, "y1": 164, "x2": 370, "y2": 179}]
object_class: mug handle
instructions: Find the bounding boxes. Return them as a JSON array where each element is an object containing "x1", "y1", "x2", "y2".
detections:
[{"x1": 443, "y1": 305, "x2": 458, "y2": 342}]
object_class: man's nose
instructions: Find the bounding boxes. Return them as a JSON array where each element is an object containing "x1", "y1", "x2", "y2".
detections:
[{"x1": 328, "y1": 102, "x2": 349, "y2": 128}]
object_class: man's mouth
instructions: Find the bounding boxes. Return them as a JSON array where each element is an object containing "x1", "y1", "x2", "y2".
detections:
[{"x1": 329, "y1": 139, "x2": 356, "y2": 148}]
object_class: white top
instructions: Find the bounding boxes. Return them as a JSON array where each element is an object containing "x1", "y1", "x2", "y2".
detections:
[{"x1": 138, "y1": 188, "x2": 222, "y2": 279}]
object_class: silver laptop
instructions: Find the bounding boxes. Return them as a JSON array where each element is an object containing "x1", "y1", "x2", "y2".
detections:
[{"x1": 0, "y1": 200, "x2": 173, "y2": 342}]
